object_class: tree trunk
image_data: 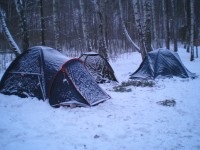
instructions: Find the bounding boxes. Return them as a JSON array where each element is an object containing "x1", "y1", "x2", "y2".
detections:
[
  {"x1": 14, "y1": 0, "x2": 29, "y2": 52},
  {"x1": 184, "y1": 0, "x2": 190, "y2": 53},
  {"x1": 53, "y1": 0, "x2": 61, "y2": 51},
  {"x1": 0, "y1": 9, "x2": 21, "y2": 56},
  {"x1": 118, "y1": 0, "x2": 140, "y2": 53},
  {"x1": 162, "y1": 0, "x2": 170, "y2": 49},
  {"x1": 190, "y1": 0, "x2": 194, "y2": 61},
  {"x1": 132, "y1": 0, "x2": 147, "y2": 60},
  {"x1": 152, "y1": 0, "x2": 161, "y2": 49},
  {"x1": 96, "y1": 0, "x2": 108, "y2": 60},
  {"x1": 144, "y1": 0, "x2": 152, "y2": 52},
  {"x1": 40, "y1": 0, "x2": 45, "y2": 45},
  {"x1": 79, "y1": 0, "x2": 92, "y2": 52},
  {"x1": 171, "y1": 0, "x2": 178, "y2": 52}
]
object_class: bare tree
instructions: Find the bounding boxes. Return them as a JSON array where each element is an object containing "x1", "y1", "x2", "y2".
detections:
[
  {"x1": 132, "y1": 0, "x2": 146, "y2": 59},
  {"x1": 144, "y1": 0, "x2": 152, "y2": 52},
  {"x1": 79, "y1": 0, "x2": 92, "y2": 52},
  {"x1": 0, "y1": 0, "x2": 199, "y2": 58},
  {"x1": 131, "y1": 0, "x2": 152, "y2": 59},
  {"x1": 94, "y1": 0, "x2": 108, "y2": 60},
  {"x1": 40, "y1": 0, "x2": 45, "y2": 45},
  {"x1": 190, "y1": 0, "x2": 194, "y2": 61},
  {"x1": 0, "y1": 8, "x2": 21, "y2": 56},
  {"x1": 162, "y1": 0, "x2": 170, "y2": 49},
  {"x1": 14, "y1": 0, "x2": 29, "y2": 51},
  {"x1": 53, "y1": 0, "x2": 61, "y2": 51},
  {"x1": 118, "y1": 0, "x2": 140, "y2": 53},
  {"x1": 152, "y1": 0, "x2": 161, "y2": 49},
  {"x1": 171, "y1": 0, "x2": 178, "y2": 52}
]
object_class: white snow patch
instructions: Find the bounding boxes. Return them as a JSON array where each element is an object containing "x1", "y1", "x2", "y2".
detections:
[{"x1": 0, "y1": 47, "x2": 200, "y2": 150}]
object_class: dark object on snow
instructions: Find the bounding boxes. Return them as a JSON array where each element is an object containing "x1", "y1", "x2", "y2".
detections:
[
  {"x1": 130, "y1": 48, "x2": 196, "y2": 79},
  {"x1": 156, "y1": 99, "x2": 176, "y2": 107},
  {"x1": 0, "y1": 46, "x2": 66, "y2": 100},
  {"x1": 79, "y1": 52, "x2": 117, "y2": 83},
  {"x1": 0, "y1": 46, "x2": 110, "y2": 107},
  {"x1": 49, "y1": 59, "x2": 110, "y2": 107}
]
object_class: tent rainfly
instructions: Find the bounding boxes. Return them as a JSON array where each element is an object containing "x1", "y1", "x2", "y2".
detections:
[
  {"x1": 79, "y1": 52, "x2": 118, "y2": 83},
  {"x1": 0, "y1": 46, "x2": 110, "y2": 107},
  {"x1": 130, "y1": 48, "x2": 196, "y2": 79},
  {"x1": 49, "y1": 59, "x2": 110, "y2": 107}
]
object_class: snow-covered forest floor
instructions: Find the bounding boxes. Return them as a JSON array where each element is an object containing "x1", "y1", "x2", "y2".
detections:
[{"x1": 0, "y1": 47, "x2": 200, "y2": 150}]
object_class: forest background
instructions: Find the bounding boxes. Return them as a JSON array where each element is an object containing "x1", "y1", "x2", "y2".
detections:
[{"x1": 0, "y1": 0, "x2": 199, "y2": 61}]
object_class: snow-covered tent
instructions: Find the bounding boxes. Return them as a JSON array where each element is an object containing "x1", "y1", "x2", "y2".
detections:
[
  {"x1": 79, "y1": 52, "x2": 117, "y2": 83},
  {"x1": 0, "y1": 46, "x2": 110, "y2": 107},
  {"x1": 49, "y1": 59, "x2": 110, "y2": 107},
  {"x1": 0, "y1": 46, "x2": 65, "y2": 100},
  {"x1": 130, "y1": 48, "x2": 196, "y2": 79}
]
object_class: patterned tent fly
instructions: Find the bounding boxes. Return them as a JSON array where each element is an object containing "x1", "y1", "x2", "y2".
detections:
[
  {"x1": 0, "y1": 46, "x2": 67, "y2": 100},
  {"x1": 49, "y1": 59, "x2": 110, "y2": 107},
  {"x1": 79, "y1": 52, "x2": 118, "y2": 83},
  {"x1": 0, "y1": 46, "x2": 110, "y2": 107}
]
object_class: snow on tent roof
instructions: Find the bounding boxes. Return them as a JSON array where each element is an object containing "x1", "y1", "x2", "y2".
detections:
[
  {"x1": 82, "y1": 52, "x2": 99, "y2": 55},
  {"x1": 130, "y1": 48, "x2": 197, "y2": 79},
  {"x1": 49, "y1": 59, "x2": 110, "y2": 107},
  {"x1": 0, "y1": 46, "x2": 67, "y2": 100},
  {"x1": 0, "y1": 46, "x2": 110, "y2": 107},
  {"x1": 79, "y1": 52, "x2": 118, "y2": 83}
]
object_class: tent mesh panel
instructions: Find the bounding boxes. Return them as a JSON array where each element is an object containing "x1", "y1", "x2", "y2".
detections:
[
  {"x1": 1, "y1": 73, "x2": 43, "y2": 99},
  {"x1": 80, "y1": 54, "x2": 117, "y2": 83},
  {"x1": 66, "y1": 60, "x2": 110, "y2": 105},
  {"x1": 49, "y1": 71, "x2": 88, "y2": 106}
]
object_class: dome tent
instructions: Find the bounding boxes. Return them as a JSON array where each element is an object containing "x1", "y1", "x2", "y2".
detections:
[
  {"x1": 130, "y1": 48, "x2": 196, "y2": 79},
  {"x1": 79, "y1": 52, "x2": 118, "y2": 83},
  {"x1": 49, "y1": 59, "x2": 110, "y2": 107},
  {"x1": 0, "y1": 46, "x2": 66, "y2": 100},
  {"x1": 0, "y1": 46, "x2": 110, "y2": 107}
]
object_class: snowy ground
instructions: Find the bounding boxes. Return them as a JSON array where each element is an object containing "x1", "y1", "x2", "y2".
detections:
[{"x1": 0, "y1": 47, "x2": 200, "y2": 150}]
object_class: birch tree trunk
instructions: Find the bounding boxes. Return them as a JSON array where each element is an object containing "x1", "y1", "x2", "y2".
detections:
[
  {"x1": 144, "y1": 0, "x2": 152, "y2": 52},
  {"x1": 190, "y1": 0, "x2": 194, "y2": 61},
  {"x1": 118, "y1": 0, "x2": 140, "y2": 53},
  {"x1": 95, "y1": 0, "x2": 108, "y2": 60},
  {"x1": 132, "y1": 0, "x2": 147, "y2": 60},
  {"x1": 0, "y1": 9, "x2": 21, "y2": 56},
  {"x1": 14, "y1": 0, "x2": 29, "y2": 52}
]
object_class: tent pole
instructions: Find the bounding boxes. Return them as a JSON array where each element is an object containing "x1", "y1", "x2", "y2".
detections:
[{"x1": 38, "y1": 75, "x2": 46, "y2": 100}]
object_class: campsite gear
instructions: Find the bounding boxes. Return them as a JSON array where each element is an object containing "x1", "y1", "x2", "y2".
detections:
[
  {"x1": 130, "y1": 48, "x2": 196, "y2": 79},
  {"x1": 0, "y1": 46, "x2": 110, "y2": 107},
  {"x1": 79, "y1": 52, "x2": 117, "y2": 83}
]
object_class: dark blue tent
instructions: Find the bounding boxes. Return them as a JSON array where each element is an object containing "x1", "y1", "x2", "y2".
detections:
[
  {"x1": 0, "y1": 46, "x2": 110, "y2": 107},
  {"x1": 49, "y1": 59, "x2": 110, "y2": 107},
  {"x1": 130, "y1": 48, "x2": 196, "y2": 79},
  {"x1": 0, "y1": 46, "x2": 66, "y2": 100}
]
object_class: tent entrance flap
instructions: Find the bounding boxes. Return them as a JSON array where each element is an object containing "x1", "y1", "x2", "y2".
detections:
[{"x1": 49, "y1": 59, "x2": 110, "y2": 107}]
